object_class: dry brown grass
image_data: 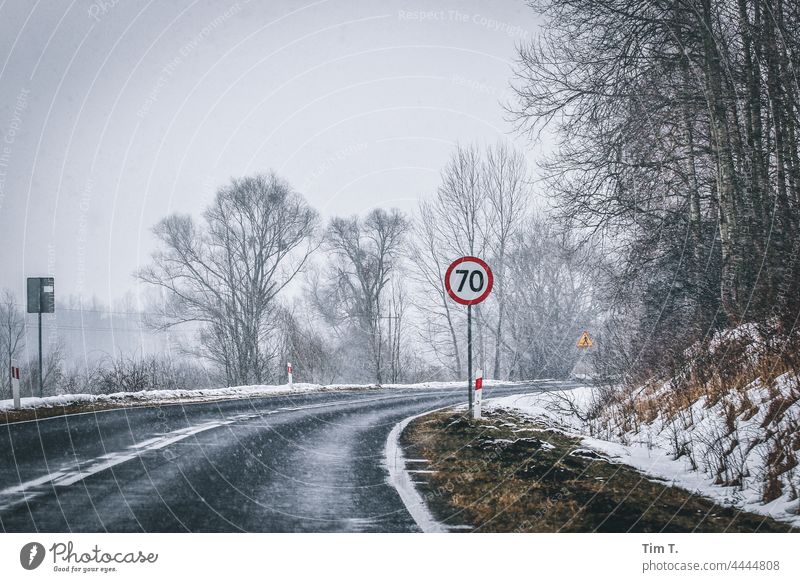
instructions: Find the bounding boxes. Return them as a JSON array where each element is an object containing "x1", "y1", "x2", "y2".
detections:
[
  {"x1": 596, "y1": 327, "x2": 800, "y2": 504},
  {"x1": 402, "y1": 409, "x2": 796, "y2": 532}
]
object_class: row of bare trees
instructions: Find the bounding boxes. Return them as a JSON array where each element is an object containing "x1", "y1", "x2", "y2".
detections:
[
  {"x1": 511, "y1": 0, "x2": 800, "y2": 379},
  {"x1": 2, "y1": 291, "x2": 215, "y2": 399},
  {"x1": 126, "y1": 144, "x2": 598, "y2": 387},
  {"x1": 413, "y1": 144, "x2": 528, "y2": 379},
  {"x1": 2, "y1": 147, "x2": 599, "y2": 394}
]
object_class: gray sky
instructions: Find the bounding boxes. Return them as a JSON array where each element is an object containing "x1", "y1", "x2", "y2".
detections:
[{"x1": 0, "y1": 0, "x2": 543, "y2": 305}]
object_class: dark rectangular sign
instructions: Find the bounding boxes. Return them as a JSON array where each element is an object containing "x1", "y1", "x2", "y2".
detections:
[{"x1": 27, "y1": 277, "x2": 55, "y2": 314}]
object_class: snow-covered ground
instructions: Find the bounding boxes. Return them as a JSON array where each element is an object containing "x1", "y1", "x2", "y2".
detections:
[
  {"x1": 0, "y1": 383, "x2": 326, "y2": 413},
  {"x1": 486, "y1": 386, "x2": 800, "y2": 528},
  {"x1": 0, "y1": 379, "x2": 526, "y2": 413}
]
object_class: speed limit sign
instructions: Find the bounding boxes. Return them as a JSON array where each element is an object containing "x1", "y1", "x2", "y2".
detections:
[
  {"x1": 444, "y1": 255, "x2": 493, "y2": 420},
  {"x1": 444, "y1": 256, "x2": 494, "y2": 305}
]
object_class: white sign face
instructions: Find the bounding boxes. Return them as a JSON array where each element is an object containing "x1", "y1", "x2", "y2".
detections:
[{"x1": 444, "y1": 256, "x2": 494, "y2": 306}]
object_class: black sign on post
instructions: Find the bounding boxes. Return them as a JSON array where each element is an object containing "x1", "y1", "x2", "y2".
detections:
[
  {"x1": 26, "y1": 277, "x2": 54, "y2": 397},
  {"x1": 27, "y1": 277, "x2": 55, "y2": 313}
]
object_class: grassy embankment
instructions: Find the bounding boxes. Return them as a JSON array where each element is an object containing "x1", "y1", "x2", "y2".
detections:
[{"x1": 402, "y1": 408, "x2": 796, "y2": 532}]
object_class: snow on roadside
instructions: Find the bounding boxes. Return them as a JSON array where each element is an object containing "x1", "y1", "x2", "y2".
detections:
[
  {"x1": 0, "y1": 378, "x2": 529, "y2": 413},
  {"x1": 0, "y1": 383, "x2": 327, "y2": 412},
  {"x1": 486, "y1": 386, "x2": 800, "y2": 528}
]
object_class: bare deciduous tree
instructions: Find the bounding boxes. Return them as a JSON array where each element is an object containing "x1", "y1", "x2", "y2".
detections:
[
  {"x1": 504, "y1": 214, "x2": 598, "y2": 379},
  {"x1": 412, "y1": 143, "x2": 529, "y2": 378},
  {"x1": 0, "y1": 290, "x2": 25, "y2": 398},
  {"x1": 484, "y1": 143, "x2": 529, "y2": 377},
  {"x1": 277, "y1": 302, "x2": 341, "y2": 385},
  {"x1": 139, "y1": 173, "x2": 319, "y2": 385},
  {"x1": 324, "y1": 208, "x2": 408, "y2": 384}
]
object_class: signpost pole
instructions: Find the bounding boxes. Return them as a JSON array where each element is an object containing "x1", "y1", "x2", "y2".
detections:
[
  {"x1": 27, "y1": 277, "x2": 54, "y2": 399},
  {"x1": 37, "y1": 311, "x2": 43, "y2": 398},
  {"x1": 467, "y1": 304, "x2": 473, "y2": 416}
]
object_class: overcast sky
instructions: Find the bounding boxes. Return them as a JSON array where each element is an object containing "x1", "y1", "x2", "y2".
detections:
[{"x1": 0, "y1": 0, "x2": 543, "y2": 305}]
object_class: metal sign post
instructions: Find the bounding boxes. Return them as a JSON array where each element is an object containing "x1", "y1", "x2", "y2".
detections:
[
  {"x1": 287, "y1": 362, "x2": 293, "y2": 388},
  {"x1": 444, "y1": 256, "x2": 493, "y2": 419},
  {"x1": 38, "y1": 311, "x2": 42, "y2": 397},
  {"x1": 27, "y1": 277, "x2": 55, "y2": 398},
  {"x1": 467, "y1": 304, "x2": 473, "y2": 413}
]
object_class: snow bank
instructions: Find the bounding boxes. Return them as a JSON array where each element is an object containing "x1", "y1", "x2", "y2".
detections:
[
  {"x1": 0, "y1": 378, "x2": 530, "y2": 413},
  {"x1": 486, "y1": 386, "x2": 800, "y2": 528},
  {"x1": 0, "y1": 382, "x2": 326, "y2": 412}
]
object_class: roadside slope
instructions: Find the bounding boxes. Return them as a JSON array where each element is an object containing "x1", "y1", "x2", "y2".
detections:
[{"x1": 396, "y1": 405, "x2": 796, "y2": 532}]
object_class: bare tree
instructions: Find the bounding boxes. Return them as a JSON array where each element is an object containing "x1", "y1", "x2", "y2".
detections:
[
  {"x1": 385, "y1": 280, "x2": 407, "y2": 383},
  {"x1": 412, "y1": 143, "x2": 528, "y2": 378},
  {"x1": 277, "y1": 302, "x2": 341, "y2": 385},
  {"x1": 411, "y1": 201, "x2": 466, "y2": 376},
  {"x1": 0, "y1": 290, "x2": 25, "y2": 398},
  {"x1": 483, "y1": 142, "x2": 529, "y2": 378},
  {"x1": 138, "y1": 173, "x2": 319, "y2": 386},
  {"x1": 324, "y1": 208, "x2": 408, "y2": 384},
  {"x1": 412, "y1": 145, "x2": 489, "y2": 377},
  {"x1": 504, "y1": 214, "x2": 598, "y2": 379},
  {"x1": 25, "y1": 339, "x2": 66, "y2": 397}
]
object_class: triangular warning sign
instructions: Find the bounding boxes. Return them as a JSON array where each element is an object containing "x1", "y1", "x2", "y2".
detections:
[{"x1": 576, "y1": 331, "x2": 594, "y2": 348}]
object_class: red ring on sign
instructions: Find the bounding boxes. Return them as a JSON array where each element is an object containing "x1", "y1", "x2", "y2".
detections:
[{"x1": 444, "y1": 256, "x2": 494, "y2": 306}]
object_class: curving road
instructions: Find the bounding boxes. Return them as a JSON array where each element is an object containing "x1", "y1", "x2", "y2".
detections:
[{"x1": 0, "y1": 382, "x2": 574, "y2": 532}]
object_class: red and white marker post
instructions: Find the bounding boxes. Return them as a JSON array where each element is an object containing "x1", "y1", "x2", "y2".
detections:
[
  {"x1": 10, "y1": 361, "x2": 21, "y2": 410},
  {"x1": 444, "y1": 256, "x2": 494, "y2": 420},
  {"x1": 287, "y1": 362, "x2": 293, "y2": 389},
  {"x1": 474, "y1": 368, "x2": 484, "y2": 419}
]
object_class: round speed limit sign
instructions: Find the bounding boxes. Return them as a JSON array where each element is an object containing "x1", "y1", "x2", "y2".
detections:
[{"x1": 444, "y1": 256, "x2": 494, "y2": 305}]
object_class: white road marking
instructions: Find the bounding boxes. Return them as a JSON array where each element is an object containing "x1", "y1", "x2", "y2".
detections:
[
  {"x1": 0, "y1": 471, "x2": 66, "y2": 499},
  {"x1": 0, "y1": 418, "x2": 244, "y2": 509},
  {"x1": 384, "y1": 406, "x2": 451, "y2": 533}
]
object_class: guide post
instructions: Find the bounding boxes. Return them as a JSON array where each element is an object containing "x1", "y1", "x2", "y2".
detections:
[
  {"x1": 474, "y1": 368, "x2": 483, "y2": 419},
  {"x1": 444, "y1": 256, "x2": 493, "y2": 420},
  {"x1": 10, "y1": 362, "x2": 21, "y2": 410}
]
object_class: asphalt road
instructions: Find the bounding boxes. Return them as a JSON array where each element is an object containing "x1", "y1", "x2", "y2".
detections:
[{"x1": 0, "y1": 382, "x2": 576, "y2": 532}]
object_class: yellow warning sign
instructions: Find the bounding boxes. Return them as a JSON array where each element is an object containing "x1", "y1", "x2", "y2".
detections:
[{"x1": 576, "y1": 331, "x2": 594, "y2": 349}]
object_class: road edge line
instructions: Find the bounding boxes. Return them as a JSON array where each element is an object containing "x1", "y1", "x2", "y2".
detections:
[{"x1": 384, "y1": 406, "x2": 452, "y2": 533}]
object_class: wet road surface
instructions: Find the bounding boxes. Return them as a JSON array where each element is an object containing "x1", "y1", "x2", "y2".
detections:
[{"x1": 0, "y1": 382, "x2": 576, "y2": 532}]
